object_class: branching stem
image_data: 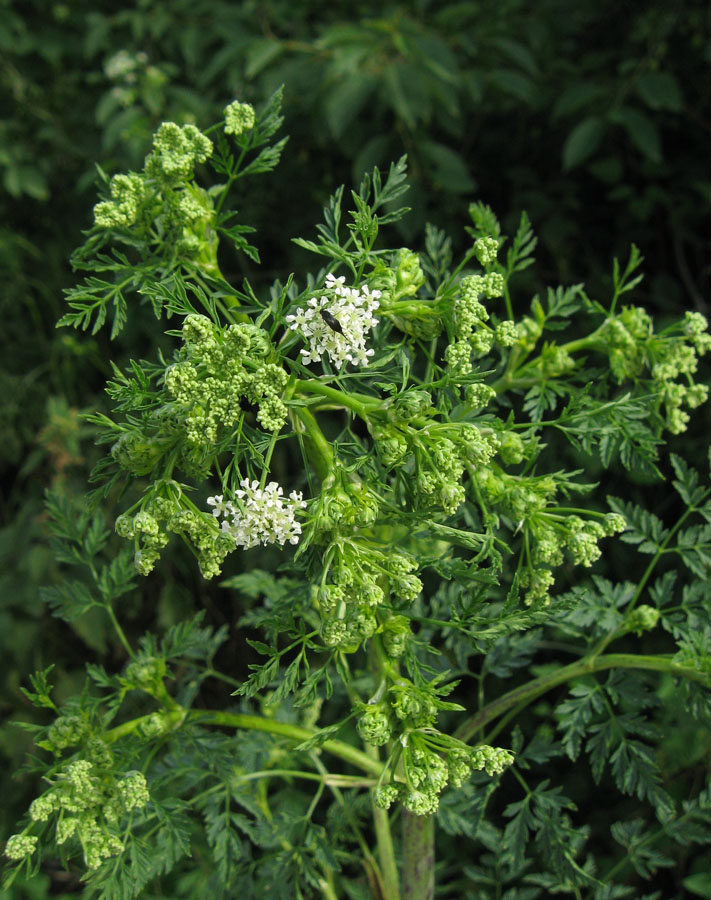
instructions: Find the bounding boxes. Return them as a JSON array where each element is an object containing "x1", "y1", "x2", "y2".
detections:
[{"x1": 455, "y1": 652, "x2": 711, "y2": 744}]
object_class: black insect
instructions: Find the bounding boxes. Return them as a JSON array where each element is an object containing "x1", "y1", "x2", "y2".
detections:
[{"x1": 320, "y1": 308, "x2": 344, "y2": 334}]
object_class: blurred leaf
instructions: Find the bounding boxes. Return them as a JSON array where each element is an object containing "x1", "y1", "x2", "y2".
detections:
[
  {"x1": 610, "y1": 106, "x2": 662, "y2": 163},
  {"x1": 552, "y1": 82, "x2": 607, "y2": 119},
  {"x1": 420, "y1": 140, "x2": 475, "y2": 194},
  {"x1": 488, "y1": 68, "x2": 536, "y2": 104},
  {"x1": 684, "y1": 872, "x2": 711, "y2": 898},
  {"x1": 490, "y1": 36, "x2": 540, "y2": 76},
  {"x1": 635, "y1": 71, "x2": 683, "y2": 112},
  {"x1": 562, "y1": 116, "x2": 605, "y2": 170},
  {"x1": 324, "y1": 75, "x2": 376, "y2": 139},
  {"x1": 245, "y1": 38, "x2": 285, "y2": 78}
]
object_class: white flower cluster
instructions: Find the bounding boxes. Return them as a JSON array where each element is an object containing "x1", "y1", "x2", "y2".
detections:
[
  {"x1": 286, "y1": 273, "x2": 381, "y2": 368},
  {"x1": 207, "y1": 480, "x2": 307, "y2": 549}
]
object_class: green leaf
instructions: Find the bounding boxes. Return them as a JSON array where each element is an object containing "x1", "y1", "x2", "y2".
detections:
[
  {"x1": 635, "y1": 71, "x2": 683, "y2": 112},
  {"x1": 489, "y1": 68, "x2": 536, "y2": 104},
  {"x1": 324, "y1": 76, "x2": 376, "y2": 139},
  {"x1": 670, "y1": 454, "x2": 706, "y2": 507},
  {"x1": 612, "y1": 106, "x2": 662, "y2": 163},
  {"x1": 419, "y1": 140, "x2": 475, "y2": 194},
  {"x1": 607, "y1": 496, "x2": 669, "y2": 552},
  {"x1": 19, "y1": 666, "x2": 56, "y2": 710},
  {"x1": 552, "y1": 82, "x2": 607, "y2": 118},
  {"x1": 562, "y1": 116, "x2": 605, "y2": 170},
  {"x1": 245, "y1": 38, "x2": 285, "y2": 78},
  {"x1": 683, "y1": 873, "x2": 711, "y2": 899},
  {"x1": 40, "y1": 580, "x2": 101, "y2": 621}
]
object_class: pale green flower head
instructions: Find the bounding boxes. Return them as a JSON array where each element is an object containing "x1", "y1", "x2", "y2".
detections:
[
  {"x1": 224, "y1": 100, "x2": 256, "y2": 136},
  {"x1": 4, "y1": 833, "x2": 38, "y2": 861}
]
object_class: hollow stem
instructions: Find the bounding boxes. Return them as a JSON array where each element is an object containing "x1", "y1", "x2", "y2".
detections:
[
  {"x1": 401, "y1": 811, "x2": 434, "y2": 900},
  {"x1": 366, "y1": 744, "x2": 400, "y2": 900}
]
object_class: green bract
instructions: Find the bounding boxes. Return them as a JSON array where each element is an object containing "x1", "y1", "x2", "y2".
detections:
[{"x1": 5, "y1": 90, "x2": 711, "y2": 900}]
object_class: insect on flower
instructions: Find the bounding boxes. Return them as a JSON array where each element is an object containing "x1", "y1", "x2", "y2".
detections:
[{"x1": 320, "y1": 308, "x2": 344, "y2": 334}]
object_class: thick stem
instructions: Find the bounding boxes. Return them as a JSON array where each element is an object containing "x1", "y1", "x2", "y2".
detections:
[
  {"x1": 293, "y1": 406, "x2": 334, "y2": 481},
  {"x1": 295, "y1": 379, "x2": 378, "y2": 420},
  {"x1": 366, "y1": 745, "x2": 400, "y2": 900},
  {"x1": 401, "y1": 812, "x2": 434, "y2": 900},
  {"x1": 455, "y1": 652, "x2": 711, "y2": 744}
]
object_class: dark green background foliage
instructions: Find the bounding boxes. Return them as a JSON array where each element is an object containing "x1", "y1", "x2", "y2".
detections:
[{"x1": 1, "y1": 0, "x2": 710, "y2": 896}]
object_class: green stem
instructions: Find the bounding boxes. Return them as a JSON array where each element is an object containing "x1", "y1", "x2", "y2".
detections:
[
  {"x1": 455, "y1": 653, "x2": 711, "y2": 744},
  {"x1": 318, "y1": 877, "x2": 339, "y2": 900},
  {"x1": 591, "y1": 488, "x2": 711, "y2": 658},
  {"x1": 294, "y1": 406, "x2": 334, "y2": 481},
  {"x1": 367, "y1": 744, "x2": 401, "y2": 900},
  {"x1": 401, "y1": 811, "x2": 435, "y2": 900},
  {"x1": 105, "y1": 707, "x2": 384, "y2": 776},
  {"x1": 106, "y1": 604, "x2": 135, "y2": 660},
  {"x1": 295, "y1": 379, "x2": 378, "y2": 419},
  {"x1": 192, "y1": 710, "x2": 383, "y2": 776}
]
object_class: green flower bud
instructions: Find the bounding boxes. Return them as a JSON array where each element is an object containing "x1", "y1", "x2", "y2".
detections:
[
  {"x1": 56, "y1": 817, "x2": 78, "y2": 845},
  {"x1": 625, "y1": 604, "x2": 660, "y2": 636},
  {"x1": 444, "y1": 340, "x2": 473, "y2": 375},
  {"x1": 402, "y1": 788, "x2": 439, "y2": 816},
  {"x1": 375, "y1": 430, "x2": 409, "y2": 468},
  {"x1": 47, "y1": 714, "x2": 87, "y2": 750},
  {"x1": 321, "y1": 619, "x2": 347, "y2": 647},
  {"x1": 4, "y1": 833, "x2": 38, "y2": 861},
  {"x1": 391, "y1": 686, "x2": 437, "y2": 728},
  {"x1": 447, "y1": 750, "x2": 472, "y2": 788},
  {"x1": 115, "y1": 513, "x2": 135, "y2": 539},
  {"x1": 494, "y1": 320, "x2": 517, "y2": 347},
  {"x1": 482, "y1": 272, "x2": 504, "y2": 298},
  {"x1": 125, "y1": 656, "x2": 166, "y2": 691},
  {"x1": 356, "y1": 704, "x2": 393, "y2": 747},
  {"x1": 470, "y1": 745, "x2": 514, "y2": 776},
  {"x1": 393, "y1": 249, "x2": 425, "y2": 300},
  {"x1": 384, "y1": 390, "x2": 432, "y2": 422},
  {"x1": 111, "y1": 433, "x2": 164, "y2": 476},
  {"x1": 118, "y1": 771, "x2": 150, "y2": 811},
  {"x1": 182, "y1": 313, "x2": 213, "y2": 345},
  {"x1": 393, "y1": 573, "x2": 422, "y2": 603},
  {"x1": 603, "y1": 512, "x2": 627, "y2": 536},
  {"x1": 317, "y1": 584, "x2": 344, "y2": 615},
  {"x1": 224, "y1": 100, "x2": 256, "y2": 136},
  {"x1": 374, "y1": 783, "x2": 401, "y2": 810},
  {"x1": 498, "y1": 432, "x2": 525, "y2": 465},
  {"x1": 470, "y1": 329, "x2": 494, "y2": 354},
  {"x1": 29, "y1": 793, "x2": 57, "y2": 822},
  {"x1": 465, "y1": 382, "x2": 496, "y2": 410},
  {"x1": 382, "y1": 616, "x2": 411, "y2": 659},
  {"x1": 474, "y1": 236, "x2": 499, "y2": 266},
  {"x1": 516, "y1": 316, "x2": 542, "y2": 351}
]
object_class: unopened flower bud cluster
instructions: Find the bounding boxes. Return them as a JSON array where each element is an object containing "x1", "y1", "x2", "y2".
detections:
[
  {"x1": 361, "y1": 676, "x2": 513, "y2": 814},
  {"x1": 352, "y1": 671, "x2": 513, "y2": 816},
  {"x1": 116, "y1": 492, "x2": 235, "y2": 579},
  {"x1": 603, "y1": 306, "x2": 711, "y2": 435},
  {"x1": 316, "y1": 542, "x2": 421, "y2": 654},
  {"x1": 223, "y1": 100, "x2": 256, "y2": 136},
  {"x1": 164, "y1": 314, "x2": 289, "y2": 445},
  {"x1": 446, "y1": 268, "x2": 508, "y2": 377},
  {"x1": 94, "y1": 123, "x2": 213, "y2": 257},
  {"x1": 5, "y1": 759, "x2": 149, "y2": 871}
]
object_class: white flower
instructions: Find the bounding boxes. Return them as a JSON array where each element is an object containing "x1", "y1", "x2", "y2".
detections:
[
  {"x1": 206, "y1": 494, "x2": 230, "y2": 517},
  {"x1": 285, "y1": 273, "x2": 380, "y2": 369},
  {"x1": 208, "y1": 480, "x2": 307, "y2": 549}
]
